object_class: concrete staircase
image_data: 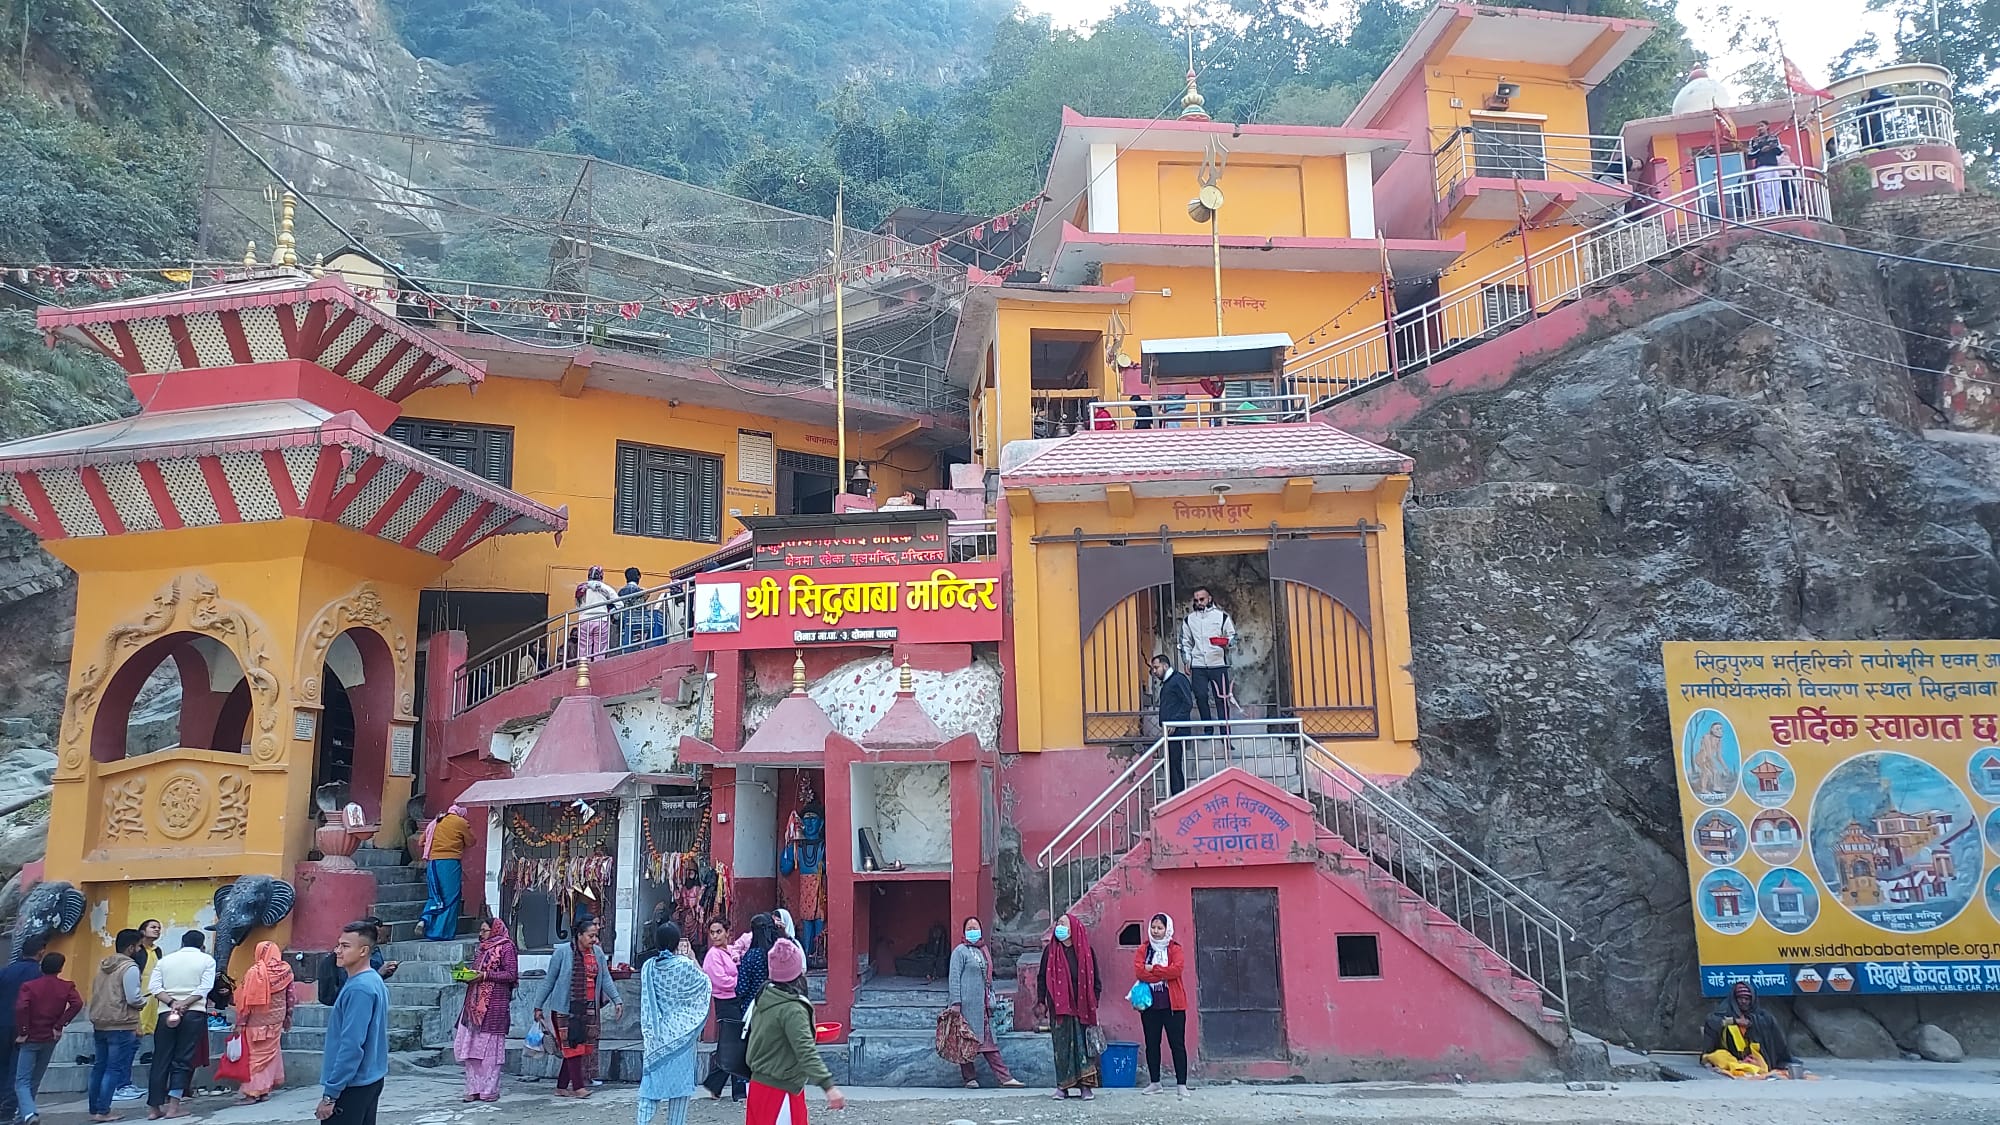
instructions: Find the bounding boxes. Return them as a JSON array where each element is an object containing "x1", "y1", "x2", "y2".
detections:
[
  {"x1": 846, "y1": 975, "x2": 1052, "y2": 1087},
  {"x1": 355, "y1": 844, "x2": 476, "y2": 943}
]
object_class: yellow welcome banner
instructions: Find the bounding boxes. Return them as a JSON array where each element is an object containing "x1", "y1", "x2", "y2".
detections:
[{"x1": 1664, "y1": 641, "x2": 2000, "y2": 997}]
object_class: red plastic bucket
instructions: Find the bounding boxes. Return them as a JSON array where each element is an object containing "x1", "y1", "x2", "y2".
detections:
[{"x1": 813, "y1": 1021, "x2": 843, "y2": 1044}]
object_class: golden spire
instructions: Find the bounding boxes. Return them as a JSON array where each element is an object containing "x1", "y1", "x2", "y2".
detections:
[
  {"x1": 242, "y1": 241, "x2": 257, "y2": 268},
  {"x1": 1178, "y1": 28, "x2": 1209, "y2": 123},
  {"x1": 311, "y1": 254, "x2": 326, "y2": 279},
  {"x1": 272, "y1": 191, "x2": 298, "y2": 268},
  {"x1": 576, "y1": 658, "x2": 591, "y2": 691},
  {"x1": 792, "y1": 651, "x2": 808, "y2": 695},
  {"x1": 899, "y1": 656, "x2": 914, "y2": 694}
]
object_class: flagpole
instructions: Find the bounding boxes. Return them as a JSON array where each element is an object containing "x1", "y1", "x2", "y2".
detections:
[{"x1": 834, "y1": 183, "x2": 847, "y2": 492}]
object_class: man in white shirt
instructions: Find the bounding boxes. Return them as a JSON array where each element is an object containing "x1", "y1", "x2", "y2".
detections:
[
  {"x1": 1177, "y1": 586, "x2": 1237, "y2": 734},
  {"x1": 575, "y1": 566, "x2": 620, "y2": 662},
  {"x1": 146, "y1": 931, "x2": 216, "y2": 1117}
]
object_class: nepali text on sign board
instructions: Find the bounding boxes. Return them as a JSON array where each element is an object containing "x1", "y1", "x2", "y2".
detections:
[
  {"x1": 690, "y1": 562, "x2": 1004, "y2": 650},
  {"x1": 751, "y1": 518, "x2": 950, "y2": 570},
  {"x1": 1663, "y1": 640, "x2": 2000, "y2": 997}
]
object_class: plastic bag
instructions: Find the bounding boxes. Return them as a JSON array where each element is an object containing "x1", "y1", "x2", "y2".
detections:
[
  {"x1": 213, "y1": 1033, "x2": 251, "y2": 1083},
  {"x1": 1127, "y1": 980, "x2": 1154, "y2": 1010},
  {"x1": 524, "y1": 1023, "x2": 546, "y2": 1054}
]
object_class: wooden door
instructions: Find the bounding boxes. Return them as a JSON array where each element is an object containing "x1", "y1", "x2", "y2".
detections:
[{"x1": 1191, "y1": 887, "x2": 1285, "y2": 1058}]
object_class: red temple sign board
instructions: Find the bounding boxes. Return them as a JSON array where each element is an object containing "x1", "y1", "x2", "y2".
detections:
[
  {"x1": 1150, "y1": 768, "x2": 1316, "y2": 868},
  {"x1": 752, "y1": 517, "x2": 949, "y2": 570},
  {"x1": 691, "y1": 562, "x2": 1004, "y2": 650}
]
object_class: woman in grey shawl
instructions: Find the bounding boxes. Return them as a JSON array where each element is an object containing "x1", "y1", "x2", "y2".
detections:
[
  {"x1": 639, "y1": 922, "x2": 714, "y2": 1125},
  {"x1": 948, "y1": 916, "x2": 1024, "y2": 1089}
]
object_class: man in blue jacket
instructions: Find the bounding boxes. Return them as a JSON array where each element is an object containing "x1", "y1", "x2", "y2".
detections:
[
  {"x1": 317, "y1": 921, "x2": 389, "y2": 1125},
  {"x1": 0, "y1": 937, "x2": 47, "y2": 1122}
]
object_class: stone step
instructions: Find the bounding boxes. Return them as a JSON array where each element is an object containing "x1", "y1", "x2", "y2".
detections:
[
  {"x1": 279, "y1": 1024, "x2": 423, "y2": 1052},
  {"x1": 374, "y1": 959, "x2": 460, "y2": 985},
  {"x1": 353, "y1": 847, "x2": 410, "y2": 869},
  {"x1": 370, "y1": 880, "x2": 427, "y2": 904},
  {"x1": 34, "y1": 1051, "x2": 329, "y2": 1096},
  {"x1": 379, "y1": 916, "x2": 477, "y2": 944},
  {"x1": 369, "y1": 898, "x2": 423, "y2": 924},
  {"x1": 290, "y1": 1002, "x2": 432, "y2": 1031},
  {"x1": 382, "y1": 938, "x2": 478, "y2": 962},
  {"x1": 495, "y1": 1038, "x2": 853, "y2": 1086},
  {"x1": 369, "y1": 866, "x2": 425, "y2": 886},
  {"x1": 847, "y1": 1029, "x2": 1052, "y2": 1088}
]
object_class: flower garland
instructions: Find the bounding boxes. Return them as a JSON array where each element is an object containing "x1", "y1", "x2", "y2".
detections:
[{"x1": 507, "y1": 805, "x2": 601, "y2": 848}]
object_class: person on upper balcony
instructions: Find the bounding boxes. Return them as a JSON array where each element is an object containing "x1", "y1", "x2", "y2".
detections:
[
  {"x1": 1177, "y1": 587, "x2": 1236, "y2": 734},
  {"x1": 576, "y1": 566, "x2": 621, "y2": 662}
]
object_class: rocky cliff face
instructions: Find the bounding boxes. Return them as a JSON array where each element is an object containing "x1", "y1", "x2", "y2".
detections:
[{"x1": 1383, "y1": 200, "x2": 2000, "y2": 1052}]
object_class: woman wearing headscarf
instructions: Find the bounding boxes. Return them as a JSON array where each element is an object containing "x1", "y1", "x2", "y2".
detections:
[
  {"x1": 234, "y1": 941, "x2": 293, "y2": 1103},
  {"x1": 744, "y1": 936, "x2": 845, "y2": 1123},
  {"x1": 947, "y1": 916, "x2": 1024, "y2": 1090},
  {"x1": 1133, "y1": 912, "x2": 1189, "y2": 1097},
  {"x1": 1701, "y1": 981, "x2": 1792, "y2": 1077},
  {"x1": 1034, "y1": 912, "x2": 1101, "y2": 1100},
  {"x1": 453, "y1": 916, "x2": 518, "y2": 1102},
  {"x1": 638, "y1": 923, "x2": 713, "y2": 1125},
  {"x1": 420, "y1": 804, "x2": 474, "y2": 942},
  {"x1": 532, "y1": 915, "x2": 625, "y2": 1098},
  {"x1": 773, "y1": 909, "x2": 798, "y2": 945}
]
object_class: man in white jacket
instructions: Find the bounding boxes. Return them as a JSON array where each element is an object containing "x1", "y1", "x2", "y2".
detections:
[
  {"x1": 575, "y1": 565, "x2": 621, "y2": 662},
  {"x1": 1177, "y1": 586, "x2": 1236, "y2": 734}
]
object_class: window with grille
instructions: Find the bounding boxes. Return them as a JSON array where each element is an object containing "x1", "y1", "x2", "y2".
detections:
[
  {"x1": 1471, "y1": 120, "x2": 1547, "y2": 179},
  {"x1": 386, "y1": 417, "x2": 514, "y2": 487},
  {"x1": 1481, "y1": 284, "x2": 1532, "y2": 330},
  {"x1": 614, "y1": 441, "x2": 723, "y2": 543}
]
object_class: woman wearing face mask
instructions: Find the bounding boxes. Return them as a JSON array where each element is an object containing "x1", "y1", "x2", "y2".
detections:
[
  {"x1": 946, "y1": 918, "x2": 1025, "y2": 1090},
  {"x1": 1034, "y1": 913, "x2": 1101, "y2": 1100},
  {"x1": 1133, "y1": 912, "x2": 1189, "y2": 1097}
]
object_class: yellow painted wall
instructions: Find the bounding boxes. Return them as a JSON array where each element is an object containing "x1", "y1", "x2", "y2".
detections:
[
  {"x1": 980, "y1": 265, "x2": 1382, "y2": 451},
  {"x1": 41, "y1": 521, "x2": 446, "y2": 980},
  {"x1": 398, "y1": 375, "x2": 936, "y2": 611},
  {"x1": 1004, "y1": 484, "x2": 1420, "y2": 779},
  {"x1": 1112, "y1": 149, "x2": 1354, "y2": 239},
  {"x1": 1424, "y1": 60, "x2": 1595, "y2": 146}
]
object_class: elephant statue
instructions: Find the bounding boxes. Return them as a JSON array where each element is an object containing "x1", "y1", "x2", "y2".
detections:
[
  {"x1": 10, "y1": 881, "x2": 85, "y2": 961},
  {"x1": 211, "y1": 875, "x2": 296, "y2": 978}
]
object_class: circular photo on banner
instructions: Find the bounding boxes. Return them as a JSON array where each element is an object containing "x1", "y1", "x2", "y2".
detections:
[
  {"x1": 1987, "y1": 867, "x2": 2000, "y2": 925},
  {"x1": 1985, "y1": 806, "x2": 2000, "y2": 859},
  {"x1": 1757, "y1": 867, "x2": 1820, "y2": 935},
  {"x1": 1810, "y1": 751, "x2": 1982, "y2": 933},
  {"x1": 1692, "y1": 809, "x2": 1748, "y2": 866},
  {"x1": 1970, "y1": 748, "x2": 2000, "y2": 801},
  {"x1": 1683, "y1": 709, "x2": 1741, "y2": 806},
  {"x1": 1750, "y1": 808, "x2": 1805, "y2": 865},
  {"x1": 1696, "y1": 868, "x2": 1758, "y2": 935},
  {"x1": 1743, "y1": 750, "x2": 1797, "y2": 808}
]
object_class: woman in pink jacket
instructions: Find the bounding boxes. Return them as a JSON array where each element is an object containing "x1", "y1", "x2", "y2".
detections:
[{"x1": 699, "y1": 918, "x2": 751, "y2": 1100}]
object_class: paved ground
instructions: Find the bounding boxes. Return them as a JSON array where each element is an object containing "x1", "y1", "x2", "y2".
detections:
[{"x1": 23, "y1": 1059, "x2": 2000, "y2": 1125}]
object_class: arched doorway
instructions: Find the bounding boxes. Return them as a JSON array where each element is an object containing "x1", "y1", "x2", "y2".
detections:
[
  {"x1": 90, "y1": 632, "x2": 250, "y2": 762},
  {"x1": 310, "y1": 628, "x2": 396, "y2": 820}
]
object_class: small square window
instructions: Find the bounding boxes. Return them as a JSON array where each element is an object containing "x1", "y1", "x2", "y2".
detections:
[
  {"x1": 1336, "y1": 933, "x2": 1381, "y2": 979},
  {"x1": 1118, "y1": 922, "x2": 1144, "y2": 947}
]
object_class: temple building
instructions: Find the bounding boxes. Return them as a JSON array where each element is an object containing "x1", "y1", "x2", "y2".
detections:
[{"x1": 1, "y1": 0, "x2": 1936, "y2": 1089}]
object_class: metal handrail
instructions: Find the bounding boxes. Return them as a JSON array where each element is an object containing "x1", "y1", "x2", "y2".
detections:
[
  {"x1": 1086, "y1": 393, "x2": 1311, "y2": 428},
  {"x1": 1823, "y1": 93, "x2": 1957, "y2": 162},
  {"x1": 1034, "y1": 719, "x2": 1574, "y2": 1021},
  {"x1": 1289, "y1": 167, "x2": 1830, "y2": 410},
  {"x1": 450, "y1": 521, "x2": 1001, "y2": 716},
  {"x1": 1300, "y1": 738, "x2": 1572, "y2": 1019},
  {"x1": 1433, "y1": 127, "x2": 1628, "y2": 201}
]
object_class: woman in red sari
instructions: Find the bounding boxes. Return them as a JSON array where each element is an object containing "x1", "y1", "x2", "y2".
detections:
[
  {"x1": 454, "y1": 917, "x2": 518, "y2": 1102},
  {"x1": 1034, "y1": 912, "x2": 1101, "y2": 1100},
  {"x1": 234, "y1": 941, "x2": 293, "y2": 1103}
]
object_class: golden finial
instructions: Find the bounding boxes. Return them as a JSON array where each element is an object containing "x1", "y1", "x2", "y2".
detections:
[
  {"x1": 1178, "y1": 29, "x2": 1209, "y2": 122},
  {"x1": 242, "y1": 241, "x2": 257, "y2": 268},
  {"x1": 311, "y1": 254, "x2": 326, "y2": 279},
  {"x1": 792, "y1": 651, "x2": 808, "y2": 695},
  {"x1": 576, "y1": 658, "x2": 591, "y2": 691},
  {"x1": 273, "y1": 191, "x2": 298, "y2": 268},
  {"x1": 899, "y1": 656, "x2": 914, "y2": 694}
]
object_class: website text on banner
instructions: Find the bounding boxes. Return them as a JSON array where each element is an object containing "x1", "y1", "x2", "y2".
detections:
[{"x1": 1664, "y1": 640, "x2": 2000, "y2": 997}]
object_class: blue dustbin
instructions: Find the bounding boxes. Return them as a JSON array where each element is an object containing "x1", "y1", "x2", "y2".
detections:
[{"x1": 1101, "y1": 1041, "x2": 1140, "y2": 1088}]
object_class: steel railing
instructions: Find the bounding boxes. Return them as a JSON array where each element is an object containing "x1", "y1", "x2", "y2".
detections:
[
  {"x1": 1036, "y1": 719, "x2": 1576, "y2": 1024},
  {"x1": 1300, "y1": 740, "x2": 1574, "y2": 1022},
  {"x1": 1087, "y1": 393, "x2": 1311, "y2": 429},
  {"x1": 450, "y1": 521, "x2": 1001, "y2": 716},
  {"x1": 371, "y1": 271, "x2": 964, "y2": 418},
  {"x1": 1289, "y1": 166, "x2": 1830, "y2": 410},
  {"x1": 1433, "y1": 127, "x2": 1628, "y2": 205},
  {"x1": 1824, "y1": 94, "x2": 1956, "y2": 162}
]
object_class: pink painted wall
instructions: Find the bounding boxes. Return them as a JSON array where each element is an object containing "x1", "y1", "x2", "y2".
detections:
[
  {"x1": 1055, "y1": 839, "x2": 1557, "y2": 1081},
  {"x1": 1370, "y1": 93, "x2": 1439, "y2": 240}
]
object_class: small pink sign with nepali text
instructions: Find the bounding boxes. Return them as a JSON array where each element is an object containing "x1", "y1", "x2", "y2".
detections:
[{"x1": 1150, "y1": 767, "x2": 1316, "y2": 869}]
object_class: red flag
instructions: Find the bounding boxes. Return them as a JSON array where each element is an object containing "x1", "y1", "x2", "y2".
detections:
[
  {"x1": 1782, "y1": 56, "x2": 1830, "y2": 100},
  {"x1": 1714, "y1": 108, "x2": 1739, "y2": 146}
]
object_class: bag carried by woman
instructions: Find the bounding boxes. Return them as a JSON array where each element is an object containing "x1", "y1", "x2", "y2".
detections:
[{"x1": 934, "y1": 1006, "x2": 980, "y2": 1065}]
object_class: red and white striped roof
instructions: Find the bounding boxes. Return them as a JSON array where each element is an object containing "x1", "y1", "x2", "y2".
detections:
[
  {"x1": 36, "y1": 273, "x2": 483, "y2": 400},
  {"x1": 0, "y1": 401, "x2": 564, "y2": 559}
]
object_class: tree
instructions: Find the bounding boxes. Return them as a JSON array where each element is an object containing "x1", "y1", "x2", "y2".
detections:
[{"x1": 1846, "y1": 0, "x2": 2000, "y2": 181}]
